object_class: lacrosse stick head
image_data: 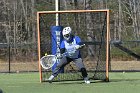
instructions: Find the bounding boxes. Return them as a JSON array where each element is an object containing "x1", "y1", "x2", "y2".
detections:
[{"x1": 40, "y1": 55, "x2": 57, "y2": 70}]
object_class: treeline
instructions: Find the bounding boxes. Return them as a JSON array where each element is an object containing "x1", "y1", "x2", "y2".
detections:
[
  {"x1": 0, "y1": 0, "x2": 140, "y2": 60},
  {"x1": 0, "y1": 0, "x2": 140, "y2": 43}
]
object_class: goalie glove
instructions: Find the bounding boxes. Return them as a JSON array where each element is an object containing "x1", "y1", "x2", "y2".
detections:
[{"x1": 75, "y1": 45, "x2": 80, "y2": 50}]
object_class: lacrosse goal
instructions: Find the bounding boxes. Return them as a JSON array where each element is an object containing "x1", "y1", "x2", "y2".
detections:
[{"x1": 37, "y1": 9, "x2": 110, "y2": 82}]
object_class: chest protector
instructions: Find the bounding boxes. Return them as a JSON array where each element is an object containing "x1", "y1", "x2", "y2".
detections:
[{"x1": 64, "y1": 39, "x2": 80, "y2": 58}]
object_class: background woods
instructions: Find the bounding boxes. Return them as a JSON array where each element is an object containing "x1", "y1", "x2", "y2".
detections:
[{"x1": 0, "y1": 0, "x2": 140, "y2": 72}]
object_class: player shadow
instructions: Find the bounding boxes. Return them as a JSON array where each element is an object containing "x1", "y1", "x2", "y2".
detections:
[
  {"x1": 48, "y1": 79, "x2": 140, "y2": 84},
  {"x1": 55, "y1": 80, "x2": 105, "y2": 85},
  {"x1": 0, "y1": 89, "x2": 3, "y2": 93},
  {"x1": 56, "y1": 81, "x2": 83, "y2": 85},
  {"x1": 109, "y1": 79, "x2": 140, "y2": 83}
]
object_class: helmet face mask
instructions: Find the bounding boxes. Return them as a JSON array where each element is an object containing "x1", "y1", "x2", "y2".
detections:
[
  {"x1": 62, "y1": 27, "x2": 72, "y2": 41},
  {"x1": 64, "y1": 34, "x2": 70, "y2": 39}
]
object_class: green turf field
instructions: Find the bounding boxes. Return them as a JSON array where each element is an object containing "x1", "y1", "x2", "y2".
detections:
[{"x1": 0, "y1": 72, "x2": 140, "y2": 93}]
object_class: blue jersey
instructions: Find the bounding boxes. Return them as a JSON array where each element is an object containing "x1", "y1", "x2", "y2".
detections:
[{"x1": 60, "y1": 36, "x2": 82, "y2": 59}]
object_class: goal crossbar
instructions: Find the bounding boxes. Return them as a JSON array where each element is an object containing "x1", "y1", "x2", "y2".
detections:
[{"x1": 37, "y1": 9, "x2": 109, "y2": 14}]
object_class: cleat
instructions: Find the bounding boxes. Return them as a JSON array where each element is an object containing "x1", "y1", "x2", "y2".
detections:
[
  {"x1": 84, "y1": 80, "x2": 90, "y2": 84},
  {"x1": 47, "y1": 80, "x2": 53, "y2": 83},
  {"x1": 45, "y1": 79, "x2": 52, "y2": 83},
  {"x1": 84, "y1": 77, "x2": 90, "y2": 84},
  {"x1": 46, "y1": 75, "x2": 54, "y2": 83}
]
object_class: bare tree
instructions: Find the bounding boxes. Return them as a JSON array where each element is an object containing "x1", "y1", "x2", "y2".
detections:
[
  {"x1": 118, "y1": 0, "x2": 122, "y2": 40},
  {"x1": 84, "y1": 0, "x2": 94, "y2": 56}
]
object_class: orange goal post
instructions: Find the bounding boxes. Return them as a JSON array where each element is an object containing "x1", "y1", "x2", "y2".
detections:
[{"x1": 37, "y1": 9, "x2": 110, "y2": 82}]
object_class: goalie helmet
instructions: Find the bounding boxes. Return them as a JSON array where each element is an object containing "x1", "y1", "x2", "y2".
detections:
[{"x1": 62, "y1": 27, "x2": 72, "y2": 41}]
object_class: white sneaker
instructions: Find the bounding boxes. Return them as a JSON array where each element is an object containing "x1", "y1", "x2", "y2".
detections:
[
  {"x1": 85, "y1": 80, "x2": 90, "y2": 84},
  {"x1": 47, "y1": 75, "x2": 54, "y2": 83},
  {"x1": 84, "y1": 77, "x2": 90, "y2": 84}
]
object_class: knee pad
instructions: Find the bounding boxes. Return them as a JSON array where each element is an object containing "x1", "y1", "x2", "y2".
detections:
[{"x1": 80, "y1": 68, "x2": 88, "y2": 78}]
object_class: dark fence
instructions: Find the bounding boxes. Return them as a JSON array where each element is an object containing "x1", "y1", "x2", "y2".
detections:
[{"x1": 0, "y1": 43, "x2": 38, "y2": 73}]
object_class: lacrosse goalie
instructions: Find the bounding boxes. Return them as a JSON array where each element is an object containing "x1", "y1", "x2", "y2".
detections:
[{"x1": 47, "y1": 27, "x2": 90, "y2": 84}]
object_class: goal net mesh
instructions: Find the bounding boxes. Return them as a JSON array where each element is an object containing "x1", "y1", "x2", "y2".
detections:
[{"x1": 39, "y1": 11, "x2": 109, "y2": 81}]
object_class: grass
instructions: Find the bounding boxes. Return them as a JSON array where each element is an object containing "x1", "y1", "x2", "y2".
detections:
[{"x1": 0, "y1": 72, "x2": 140, "y2": 93}]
